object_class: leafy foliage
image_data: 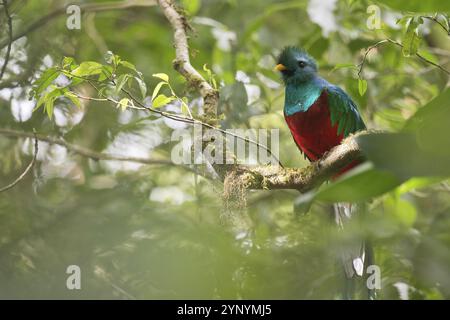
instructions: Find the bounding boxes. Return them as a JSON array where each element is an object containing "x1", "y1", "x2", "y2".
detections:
[{"x1": 0, "y1": 0, "x2": 449, "y2": 300}]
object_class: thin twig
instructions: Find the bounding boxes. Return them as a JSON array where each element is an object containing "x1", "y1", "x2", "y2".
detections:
[
  {"x1": 422, "y1": 15, "x2": 450, "y2": 36},
  {"x1": 62, "y1": 71, "x2": 283, "y2": 167},
  {"x1": 387, "y1": 38, "x2": 450, "y2": 75},
  {"x1": 0, "y1": 131, "x2": 38, "y2": 193},
  {"x1": 357, "y1": 39, "x2": 389, "y2": 79},
  {"x1": 121, "y1": 87, "x2": 284, "y2": 167},
  {"x1": 0, "y1": 0, "x2": 13, "y2": 81},
  {"x1": 357, "y1": 38, "x2": 450, "y2": 78}
]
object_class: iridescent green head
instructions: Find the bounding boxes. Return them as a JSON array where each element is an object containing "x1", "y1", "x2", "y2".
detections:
[{"x1": 275, "y1": 46, "x2": 318, "y2": 84}]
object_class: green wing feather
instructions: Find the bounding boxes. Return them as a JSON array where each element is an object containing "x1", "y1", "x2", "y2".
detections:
[{"x1": 325, "y1": 85, "x2": 366, "y2": 137}]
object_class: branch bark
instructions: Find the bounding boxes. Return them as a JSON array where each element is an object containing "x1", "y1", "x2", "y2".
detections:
[
  {"x1": 157, "y1": 0, "x2": 219, "y2": 121},
  {"x1": 225, "y1": 133, "x2": 365, "y2": 192}
]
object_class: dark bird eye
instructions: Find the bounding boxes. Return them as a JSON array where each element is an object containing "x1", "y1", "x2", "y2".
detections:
[{"x1": 298, "y1": 61, "x2": 306, "y2": 68}]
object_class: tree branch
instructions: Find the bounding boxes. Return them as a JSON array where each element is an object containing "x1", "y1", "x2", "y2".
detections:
[
  {"x1": 0, "y1": 131, "x2": 38, "y2": 192},
  {"x1": 0, "y1": 0, "x2": 157, "y2": 50},
  {"x1": 0, "y1": 0, "x2": 13, "y2": 82},
  {"x1": 157, "y1": 0, "x2": 219, "y2": 121},
  {"x1": 0, "y1": 128, "x2": 173, "y2": 166},
  {"x1": 0, "y1": 128, "x2": 368, "y2": 192},
  {"x1": 225, "y1": 132, "x2": 366, "y2": 192}
]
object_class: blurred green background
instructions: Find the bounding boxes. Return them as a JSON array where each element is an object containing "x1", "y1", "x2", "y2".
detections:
[{"x1": 0, "y1": 0, "x2": 449, "y2": 299}]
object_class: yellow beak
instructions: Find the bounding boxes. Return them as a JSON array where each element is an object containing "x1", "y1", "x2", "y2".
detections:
[{"x1": 274, "y1": 64, "x2": 287, "y2": 71}]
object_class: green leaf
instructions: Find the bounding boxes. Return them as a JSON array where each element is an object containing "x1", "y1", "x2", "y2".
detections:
[
  {"x1": 385, "y1": 195, "x2": 417, "y2": 227},
  {"x1": 402, "y1": 17, "x2": 422, "y2": 57},
  {"x1": 396, "y1": 177, "x2": 443, "y2": 195},
  {"x1": 134, "y1": 77, "x2": 147, "y2": 99},
  {"x1": 152, "y1": 73, "x2": 169, "y2": 82},
  {"x1": 315, "y1": 163, "x2": 403, "y2": 202},
  {"x1": 120, "y1": 60, "x2": 143, "y2": 79},
  {"x1": 181, "y1": 0, "x2": 201, "y2": 15},
  {"x1": 34, "y1": 86, "x2": 65, "y2": 117},
  {"x1": 32, "y1": 68, "x2": 60, "y2": 96},
  {"x1": 72, "y1": 61, "x2": 104, "y2": 77},
  {"x1": 181, "y1": 97, "x2": 190, "y2": 115},
  {"x1": 45, "y1": 98, "x2": 55, "y2": 119},
  {"x1": 64, "y1": 91, "x2": 81, "y2": 109},
  {"x1": 329, "y1": 63, "x2": 356, "y2": 74},
  {"x1": 62, "y1": 57, "x2": 76, "y2": 70},
  {"x1": 120, "y1": 61, "x2": 137, "y2": 72},
  {"x1": 402, "y1": 88, "x2": 450, "y2": 167},
  {"x1": 403, "y1": 88, "x2": 450, "y2": 131},
  {"x1": 115, "y1": 74, "x2": 130, "y2": 94},
  {"x1": 294, "y1": 163, "x2": 403, "y2": 213},
  {"x1": 396, "y1": 15, "x2": 413, "y2": 27},
  {"x1": 117, "y1": 98, "x2": 129, "y2": 112},
  {"x1": 357, "y1": 132, "x2": 450, "y2": 179},
  {"x1": 152, "y1": 94, "x2": 175, "y2": 108},
  {"x1": 98, "y1": 65, "x2": 113, "y2": 81},
  {"x1": 34, "y1": 95, "x2": 46, "y2": 112},
  {"x1": 203, "y1": 63, "x2": 218, "y2": 89},
  {"x1": 152, "y1": 81, "x2": 166, "y2": 101},
  {"x1": 358, "y1": 78, "x2": 368, "y2": 96}
]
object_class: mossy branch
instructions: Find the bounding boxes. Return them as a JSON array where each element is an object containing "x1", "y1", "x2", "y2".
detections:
[
  {"x1": 157, "y1": 0, "x2": 219, "y2": 122},
  {"x1": 224, "y1": 132, "x2": 366, "y2": 192}
]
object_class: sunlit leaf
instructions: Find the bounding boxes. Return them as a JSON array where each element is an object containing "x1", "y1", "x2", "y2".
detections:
[
  {"x1": 358, "y1": 78, "x2": 368, "y2": 96},
  {"x1": 182, "y1": 0, "x2": 201, "y2": 15},
  {"x1": 152, "y1": 94, "x2": 175, "y2": 108},
  {"x1": 117, "y1": 98, "x2": 129, "y2": 112},
  {"x1": 72, "y1": 61, "x2": 104, "y2": 77},
  {"x1": 152, "y1": 81, "x2": 166, "y2": 101},
  {"x1": 62, "y1": 56, "x2": 76, "y2": 70},
  {"x1": 181, "y1": 97, "x2": 190, "y2": 115},
  {"x1": 152, "y1": 73, "x2": 169, "y2": 82}
]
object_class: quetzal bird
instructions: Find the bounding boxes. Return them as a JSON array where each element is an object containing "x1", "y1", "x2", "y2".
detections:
[{"x1": 275, "y1": 46, "x2": 373, "y2": 299}]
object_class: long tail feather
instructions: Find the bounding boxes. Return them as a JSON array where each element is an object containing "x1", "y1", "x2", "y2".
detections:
[{"x1": 333, "y1": 202, "x2": 374, "y2": 299}]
